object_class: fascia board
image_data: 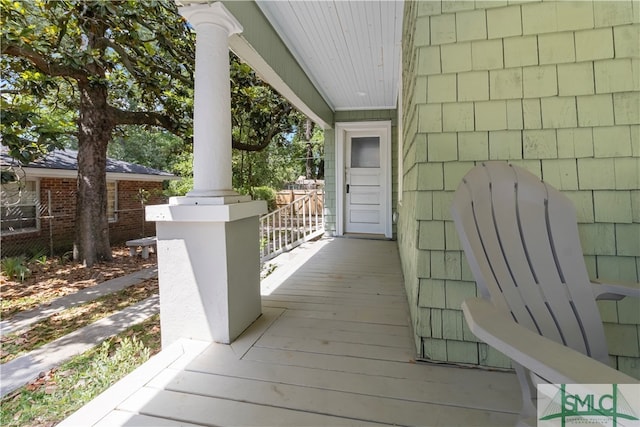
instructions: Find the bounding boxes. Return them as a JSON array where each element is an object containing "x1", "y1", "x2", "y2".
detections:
[{"x1": 16, "y1": 167, "x2": 178, "y2": 182}]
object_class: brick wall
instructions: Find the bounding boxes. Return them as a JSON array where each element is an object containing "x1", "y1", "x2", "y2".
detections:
[
  {"x1": 399, "y1": 0, "x2": 639, "y2": 377},
  {"x1": 1, "y1": 178, "x2": 166, "y2": 257},
  {"x1": 109, "y1": 180, "x2": 165, "y2": 244}
]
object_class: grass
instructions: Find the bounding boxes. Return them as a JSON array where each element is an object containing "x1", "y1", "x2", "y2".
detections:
[
  {"x1": 0, "y1": 314, "x2": 161, "y2": 427},
  {"x1": 0, "y1": 279, "x2": 158, "y2": 364},
  {"x1": 0, "y1": 295, "x2": 43, "y2": 320}
]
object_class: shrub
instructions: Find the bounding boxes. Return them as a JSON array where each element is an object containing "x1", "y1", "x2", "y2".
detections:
[
  {"x1": 1, "y1": 256, "x2": 31, "y2": 281},
  {"x1": 29, "y1": 248, "x2": 48, "y2": 265},
  {"x1": 252, "y1": 186, "x2": 277, "y2": 211}
]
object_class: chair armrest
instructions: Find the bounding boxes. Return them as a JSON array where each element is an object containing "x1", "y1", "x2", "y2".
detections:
[
  {"x1": 591, "y1": 280, "x2": 640, "y2": 301},
  {"x1": 461, "y1": 298, "x2": 637, "y2": 385}
]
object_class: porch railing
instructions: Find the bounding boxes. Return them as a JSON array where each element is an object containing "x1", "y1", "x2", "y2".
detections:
[{"x1": 260, "y1": 190, "x2": 324, "y2": 262}]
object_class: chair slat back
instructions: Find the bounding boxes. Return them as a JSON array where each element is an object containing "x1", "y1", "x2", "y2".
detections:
[
  {"x1": 451, "y1": 162, "x2": 608, "y2": 362},
  {"x1": 483, "y1": 165, "x2": 566, "y2": 345},
  {"x1": 544, "y1": 180, "x2": 609, "y2": 363}
]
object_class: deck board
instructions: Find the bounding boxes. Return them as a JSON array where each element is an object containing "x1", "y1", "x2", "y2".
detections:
[
  {"x1": 94, "y1": 411, "x2": 204, "y2": 427},
  {"x1": 269, "y1": 290, "x2": 410, "y2": 306},
  {"x1": 182, "y1": 356, "x2": 520, "y2": 413},
  {"x1": 273, "y1": 313, "x2": 411, "y2": 336},
  {"x1": 253, "y1": 334, "x2": 415, "y2": 362},
  {"x1": 261, "y1": 323, "x2": 412, "y2": 348},
  {"x1": 261, "y1": 301, "x2": 410, "y2": 325},
  {"x1": 241, "y1": 347, "x2": 518, "y2": 389},
  {"x1": 118, "y1": 388, "x2": 385, "y2": 426},
  {"x1": 148, "y1": 369, "x2": 517, "y2": 426},
  {"x1": 61, "y1": 238, "x2": 520, "y2": 426}
]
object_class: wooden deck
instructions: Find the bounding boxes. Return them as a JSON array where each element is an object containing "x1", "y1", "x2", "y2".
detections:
[{"x1": 61, "y1": 238, "x2": 521, "y2": 426}]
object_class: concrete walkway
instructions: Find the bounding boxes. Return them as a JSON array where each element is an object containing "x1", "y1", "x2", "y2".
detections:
[{"x1": 0, "y1": 267, "x2": 159, "y2": 399}]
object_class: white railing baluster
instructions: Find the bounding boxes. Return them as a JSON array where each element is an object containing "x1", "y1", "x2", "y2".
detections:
[
  {"x1": 296, "y1": 197, "x2": 301, "y2": 242},
  {"x1": 277, "y1": 208, "x2": 281, "y2": 253},
  {"x1": 271, "y1": 215, "x2": 276, "y2": 255},
  {"x1": 260, "y1": 219, "x2": 264, "y2": 258},
  {"x1": 303, "y1": 197, "x2": 308, "y2": 238},
  {"x1": 258, "y1": 190, "x2": 325, "y2": 262}
]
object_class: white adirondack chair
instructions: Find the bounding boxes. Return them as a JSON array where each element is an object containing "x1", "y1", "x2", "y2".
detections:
[{"x1": 451, "y1": 161, "x2": 639, "y2": 426}]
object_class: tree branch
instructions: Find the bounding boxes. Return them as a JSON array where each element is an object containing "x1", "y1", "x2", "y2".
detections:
[
  {"x1": 232, "y1": 138, "x2": 272, "y2": 152},
  {"x1": 109, "y1": 106, "x2": 180, "y2": 135},
  {"x1": 97, "y1": 37, "x2": 192, "y2": 85},
  {"x1": 2, "y1": 44, "x2": 88, "y2": 81},
  {"x1": 231, "y1": 105, "x2": 293, "y2": 152},
  {"x1": 95, "y1": 37, "x2": 141, "y2": 78},
  {"x1": 232, "y1": 125, "x2": 280, "y2": 152}
]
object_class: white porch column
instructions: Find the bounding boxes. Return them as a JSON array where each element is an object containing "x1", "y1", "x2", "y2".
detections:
[
  {"x1": 182, "y1": 2, "x2": 240, "y2": 199},
  {"x1": 146, "y1": 2, "x2": 266, "y2": 347}
]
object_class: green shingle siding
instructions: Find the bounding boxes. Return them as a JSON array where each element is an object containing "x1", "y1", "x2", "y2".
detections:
[{"x1": 400, "y1": 0, "x2": 640, "y2": 376}]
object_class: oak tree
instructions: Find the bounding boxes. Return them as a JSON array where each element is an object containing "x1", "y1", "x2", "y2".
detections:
[
  {"x1": 2, "y1": 0, "x2": 195, "y2": 266},
  {"x1": 2, "y1": 1, "x2": 307, "y2": 267}
]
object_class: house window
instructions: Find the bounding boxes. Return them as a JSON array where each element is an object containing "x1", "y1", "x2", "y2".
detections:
[
  {"x1": 107, "y1": 181, "x2": 117, "y2": 222},
  {"x1": 1, "y1": 180, "x2": 40, "y2": 234}
]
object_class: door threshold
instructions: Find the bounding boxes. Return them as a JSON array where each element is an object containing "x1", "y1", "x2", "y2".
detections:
[{"x1": 340, "y1": 233, "x2": 392, "y2": 241}]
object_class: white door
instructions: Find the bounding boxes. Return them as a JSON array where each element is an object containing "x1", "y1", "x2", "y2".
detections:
[{"x1": 345, "y1": 130, "x2": 387, "y2": 235}]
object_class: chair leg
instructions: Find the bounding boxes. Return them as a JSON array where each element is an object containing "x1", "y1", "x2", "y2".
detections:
[{"x1": 513, "y1": 363, "x2": 538, "y2": 423}]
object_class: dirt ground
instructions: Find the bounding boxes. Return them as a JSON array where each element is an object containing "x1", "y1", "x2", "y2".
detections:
[{"x1": 1, "y1": 246, "x2": 156, "y2": 318}]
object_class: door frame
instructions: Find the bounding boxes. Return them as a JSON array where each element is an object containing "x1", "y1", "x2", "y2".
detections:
[{"x1": 335, "y1": 121, "x2": 392, "y2": 238}]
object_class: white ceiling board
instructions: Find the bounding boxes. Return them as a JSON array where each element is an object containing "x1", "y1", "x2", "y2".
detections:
[{"x1": 257, "y1": 0, "x2": 404, "y2": 111}]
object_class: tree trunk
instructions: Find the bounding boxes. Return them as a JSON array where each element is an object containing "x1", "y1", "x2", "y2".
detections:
[
  {"x1": 73, "y1": 81, "x2": 114, "y2": 266},
  {"x1": 304, "y1": 119, "x2": 313, "y2": 179},
  {"x1": 317, "y1": 158, "x2": 325, "y2": 180},
  {"x1": 306, "y1": 142, "x2": 313, "y2": 179}
]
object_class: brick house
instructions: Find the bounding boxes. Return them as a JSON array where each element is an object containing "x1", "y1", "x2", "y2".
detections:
[{"x1": 1, "y1": 148, "x2": 176, "y2": 257}]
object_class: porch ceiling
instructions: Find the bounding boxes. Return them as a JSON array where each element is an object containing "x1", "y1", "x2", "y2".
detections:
[{"x1": 256, "y1": 0, "x2": 404, "y2": 112}]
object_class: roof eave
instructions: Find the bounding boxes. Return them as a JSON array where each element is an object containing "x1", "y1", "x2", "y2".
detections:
[{"x1": 14, "y1": 167, "x2": 179, "y2": 182}]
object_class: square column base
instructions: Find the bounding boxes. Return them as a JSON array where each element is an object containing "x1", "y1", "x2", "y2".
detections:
[{"x1": 146, "y1": 200, "x2": 267, "y2": 346}]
